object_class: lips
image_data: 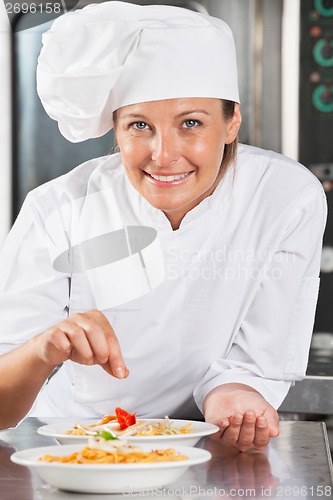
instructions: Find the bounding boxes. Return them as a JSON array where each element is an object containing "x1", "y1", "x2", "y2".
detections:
[{"x1": 146, "y1": 172, "x2": 192, "y2": 183}]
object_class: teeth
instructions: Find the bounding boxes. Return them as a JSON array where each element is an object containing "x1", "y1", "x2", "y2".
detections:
[{"x1": 149, "y1": 172, "x2": 191, "y2": 182}]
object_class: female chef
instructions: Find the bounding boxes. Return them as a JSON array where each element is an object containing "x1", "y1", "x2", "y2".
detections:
[{"x1": 0, "y1": 1, "x2": 327, "y2": 453}]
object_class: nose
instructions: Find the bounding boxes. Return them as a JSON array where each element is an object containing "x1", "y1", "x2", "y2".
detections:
[{"x1": 151, "y1": 130, "x2": 180, "y2": 168}]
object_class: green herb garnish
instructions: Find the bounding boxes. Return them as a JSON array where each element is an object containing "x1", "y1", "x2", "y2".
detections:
[{"x1": 95, "y1": 431, "x2": 118, "y2": 440}]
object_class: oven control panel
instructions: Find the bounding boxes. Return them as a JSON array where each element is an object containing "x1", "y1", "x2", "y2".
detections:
[
  {"x1": 299, "y1": 0, "x2": 333, "y2": 172},
  {"x1": 300, "y1": 1, "x2": 333, "y2": 334}
]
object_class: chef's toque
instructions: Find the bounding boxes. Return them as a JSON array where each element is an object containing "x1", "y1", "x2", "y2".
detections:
[{"x1": 36, "y1": 1, "x2": 239, "y2": 143}]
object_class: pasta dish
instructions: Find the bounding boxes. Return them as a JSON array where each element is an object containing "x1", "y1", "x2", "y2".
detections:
[
  {"x1": 40, "y1": 447, "x2": 188, "y2": 464},
  {"x1": 39, "y1": 433, "x2": 188, "y2": 464},
  {"x1": 65, "y1": 409, "x2": 195, "y2": 437}
]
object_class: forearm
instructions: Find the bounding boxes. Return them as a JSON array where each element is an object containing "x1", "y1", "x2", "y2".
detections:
[{"x1": 0, "y1": 336, "x2": 56, "y2": 430}]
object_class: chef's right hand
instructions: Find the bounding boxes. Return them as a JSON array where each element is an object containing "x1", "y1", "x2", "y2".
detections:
[{"x1": 35, "y1": 310, "x2": 128, "y2": 378}]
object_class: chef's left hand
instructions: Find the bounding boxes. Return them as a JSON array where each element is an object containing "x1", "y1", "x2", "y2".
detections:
[{"x1": 203, "y1": 383, "x2": 279, "y2": 453}]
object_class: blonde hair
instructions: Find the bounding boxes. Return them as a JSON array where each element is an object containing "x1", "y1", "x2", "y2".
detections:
[{"x1": 219, "y1": 99, "x2": 238, "y2": 178}]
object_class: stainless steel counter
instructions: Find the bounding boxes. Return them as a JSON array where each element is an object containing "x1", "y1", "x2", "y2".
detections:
[
  {"x1": 0, "y1": 418, "x2": 332, "y2": 499},
  {"x1": 279, "y1": 345, "x2": 333, "y2": 415}
]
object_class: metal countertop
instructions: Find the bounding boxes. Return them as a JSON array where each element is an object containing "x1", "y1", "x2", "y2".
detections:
[
  {"x1": 279, "y1": 349, "x2": 333, "y2": 415},
  {"x1": 0, "y1": 418, "x2": 332, "y2": 499}
]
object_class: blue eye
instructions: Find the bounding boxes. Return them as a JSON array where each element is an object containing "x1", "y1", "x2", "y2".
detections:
[
  {"x1": 183, "y1": 119, "x2": 200, "y2": 128},
  {"x1": 132, "y1": 122, "x2": 147, "y2": 130}
]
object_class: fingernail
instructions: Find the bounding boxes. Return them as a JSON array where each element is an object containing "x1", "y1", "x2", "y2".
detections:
[
  {"x1": 245, "y1": 410, "x2": 256, "y2": 421},
  {"x1": 257, "y1": 416, "x2": 267, "y2": 427},
  {"x1": 221, "y1": 419, "x2": 230, "y2": 428},
  {"x1": 114, "y1": 366, "x2": 126, "y2": 378},
  {"x1": 233, "y1": 414, "x2": 243, "y2": 425}
]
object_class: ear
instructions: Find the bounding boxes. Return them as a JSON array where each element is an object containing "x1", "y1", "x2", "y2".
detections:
[{"x1": 225, "y1": 103, "x2": 242, "y2": 144}]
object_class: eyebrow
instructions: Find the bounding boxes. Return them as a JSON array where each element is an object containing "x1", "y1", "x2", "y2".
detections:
[
  {"x1": 118, "y1": 109, "x2": 210, "y2": 120},
  {"x1": 118, "y1": 113, "x2": 149, "y2": 121},
  {"x1": 175, "y1": 109, "x2": 210, "y2": 118}
]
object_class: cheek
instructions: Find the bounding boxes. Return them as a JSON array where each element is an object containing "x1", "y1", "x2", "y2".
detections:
[
  {"x1": 118, "y1": 136, "x2": 150, "y2": 166},
  {"x1": 192, "y1": 136, "x2": 225, "y2": 168}
]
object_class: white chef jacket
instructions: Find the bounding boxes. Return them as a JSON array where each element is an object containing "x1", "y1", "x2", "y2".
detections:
[{"x1": 0, "y1": 144, "x2": 327, "y2": 419}]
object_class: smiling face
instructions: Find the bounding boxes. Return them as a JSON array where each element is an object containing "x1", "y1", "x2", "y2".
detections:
[{"x1": 114, "y1": 97, "x2": 241, "y2": 229}]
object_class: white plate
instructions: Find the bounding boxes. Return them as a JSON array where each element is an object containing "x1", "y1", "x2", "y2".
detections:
[
  {"x1": 36, "y1": 468, "x2": 198, "y2": 499},
  {"x1": 37, "y1": 418, "x2": 219, "y2": 447},
  {"x1": 11, "y1": 444, "x2": 211, "y2": 494}
]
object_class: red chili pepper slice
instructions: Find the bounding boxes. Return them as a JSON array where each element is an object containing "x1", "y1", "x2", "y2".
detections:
[{"x1": 115, "y1": 407, "x2": 137, "y2": 430}]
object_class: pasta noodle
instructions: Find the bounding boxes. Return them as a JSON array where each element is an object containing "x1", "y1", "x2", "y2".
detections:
[
  {"x1": 65, "y1": 428, "x2": 89, "y2": 436},
  {"x1": 136, "y1": 422, "x2": 193, "y2": 436},
  {"x1": 39, "y1": 447, "x2": 188, "y2": 464}
]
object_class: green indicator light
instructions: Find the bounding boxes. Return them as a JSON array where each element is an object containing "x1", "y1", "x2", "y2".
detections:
[
  {"x1": 314, "y1": 0, "x2": 333, "y2": 17},
  {"x1": 312, "y1": 84, "x2": 333, "y2": 112},
  {"x1": 313, "y1": 38, "x2": 333, "y2": 67}
]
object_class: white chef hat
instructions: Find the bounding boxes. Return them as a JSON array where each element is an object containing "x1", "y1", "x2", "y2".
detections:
[{"x1": 36, "y1": 1, "x2": 239, "y2": 143}]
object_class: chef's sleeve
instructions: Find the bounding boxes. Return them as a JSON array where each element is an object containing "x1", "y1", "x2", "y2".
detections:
[
  {"x1": 0, "y1": 191, "x2": 69, "y2": 352},
  {"x1": 193, "y1": 183, "x2": 327, "y2": 410}
]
